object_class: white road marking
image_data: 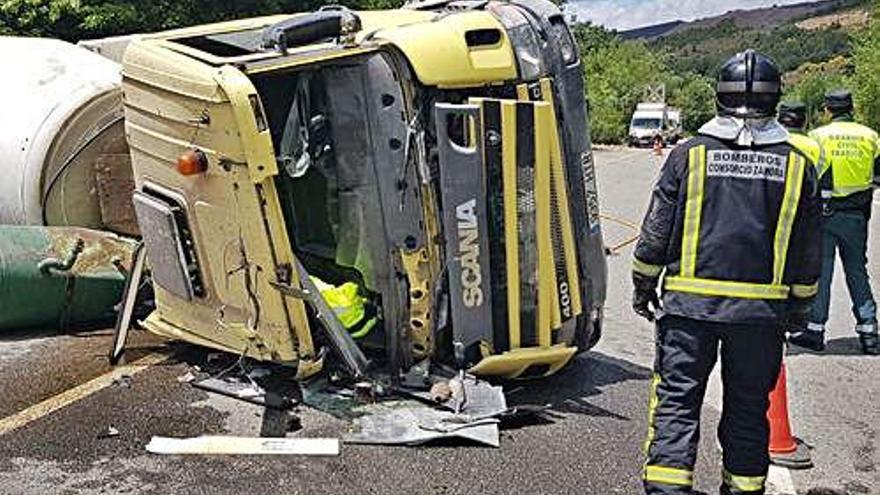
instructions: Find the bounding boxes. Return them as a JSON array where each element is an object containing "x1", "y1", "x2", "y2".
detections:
[
  {"x1": 0, "y1": 352, "x2": 169, "y2": 436},
  {"x1": 767, "y1": 465, "x2": 797, "y2": 495}
]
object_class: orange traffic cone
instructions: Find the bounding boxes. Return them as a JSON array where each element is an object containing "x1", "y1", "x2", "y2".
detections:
[{"x1": 767, "y1": 363, "x2": 812, "y2": 469}]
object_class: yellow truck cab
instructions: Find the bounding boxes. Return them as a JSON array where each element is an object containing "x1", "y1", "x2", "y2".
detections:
[{"x1": 122, "y1": 0, "x2": 607, "y2": 381}]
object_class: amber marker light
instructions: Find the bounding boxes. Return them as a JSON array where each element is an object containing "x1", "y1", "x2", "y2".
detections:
[{"x1": 177, "y1": 149, "x2": 208, "y2": 176}]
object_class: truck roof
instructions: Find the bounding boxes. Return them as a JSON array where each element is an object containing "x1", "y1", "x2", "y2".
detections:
[
  {"x1": 635, "y1": 102, "x2": 667, "y2": 111},
  {"x1": 631, "y1": 110, "x2": 665, "y2": 119},
  {"x1": 124, "y1": 9, "x2": 517, "y2": 88}
]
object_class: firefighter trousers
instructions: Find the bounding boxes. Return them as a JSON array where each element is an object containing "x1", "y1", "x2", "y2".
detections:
[{"x1": 643, "y1": 315, "x2": 784, "y2": 495}]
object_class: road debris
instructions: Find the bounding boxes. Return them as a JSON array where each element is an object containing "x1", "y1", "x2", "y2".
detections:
[
  {"x1": 429, "y1": 381, "x2": 452, "y2": 403},
  {"x1": 98, "y1": 426, "x2": 121, "y2": 439},
  {"x1": 354, "y1": 382, "x2": 376, "y2": 404},
  {"x1": 344, "y1": 403, "x2": 501, "y2": 448},
  {"x1": 176, "y1": 372, "x2": 196, "y2": 384},
  {"x1": 146, "y1": 436, "x2": 340, "y2": 456},
  {"x1": 346, "y1": 375, "x2": 508, "y2": 448},
  {"x1": 109, "y1": 242, "x2": 148, "y2": 365},
  {"x1": 112, "y1": 375, "x2": 132, "y2": 388}
]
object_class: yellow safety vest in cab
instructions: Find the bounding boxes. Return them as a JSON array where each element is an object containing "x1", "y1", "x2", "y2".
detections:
[
  {"x1": 810, "y1": 121, "x2": 880, "y2": 198},
  {"x1": 633, "y1": 136, "x2": 821, "y2": 323}
]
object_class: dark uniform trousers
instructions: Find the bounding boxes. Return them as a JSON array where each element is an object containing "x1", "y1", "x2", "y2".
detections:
[{"x1": 644, "y1": 315, "x2": 784, "y2": 495}]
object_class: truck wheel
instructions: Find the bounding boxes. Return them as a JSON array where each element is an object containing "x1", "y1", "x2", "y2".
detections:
[{"x1": 575, "y1": 309, "x2": 603, "y2": 353}]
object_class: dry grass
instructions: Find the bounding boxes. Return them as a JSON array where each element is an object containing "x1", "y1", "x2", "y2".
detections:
[{"x1": 796, "y1": 8, "x2": 871, "y2": 31}]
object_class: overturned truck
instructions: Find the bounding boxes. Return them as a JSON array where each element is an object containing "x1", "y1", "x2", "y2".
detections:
[{"x1": 122, "y1": 0, "x2": 607, "y2": 381}]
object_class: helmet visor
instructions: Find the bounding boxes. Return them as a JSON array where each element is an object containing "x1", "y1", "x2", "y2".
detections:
[{"x1": 717, "y1": 92, "x2": 780, "y2": 117}]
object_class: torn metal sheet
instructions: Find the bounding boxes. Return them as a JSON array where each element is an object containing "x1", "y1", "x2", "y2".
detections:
[
  {"x1": 400, "y1": 376, "x2": 508, "y2": 419},
  {"x1": 146, "y1": 436, "x2": 339, "y2": 455},
  {"x1": 109, "y1": 241, "x2": 146, "y2": 365},
  {"x1": 344, "y1": 402, "x2": 501, "y2": 448}
]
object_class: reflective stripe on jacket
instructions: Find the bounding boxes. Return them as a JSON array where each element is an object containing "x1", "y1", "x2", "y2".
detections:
[{"x1": 633, "y1": 134, "x2": 821, "y2": 323}]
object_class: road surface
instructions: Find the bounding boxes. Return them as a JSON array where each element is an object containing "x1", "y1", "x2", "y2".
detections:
[{"x1": 0, "y1": 147, "x2": 877, "y2": 494}]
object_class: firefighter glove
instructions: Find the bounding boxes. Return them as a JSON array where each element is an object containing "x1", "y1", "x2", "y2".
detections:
[{"x1": 633, "y1": 272, "x2": 661, "y2": 322}]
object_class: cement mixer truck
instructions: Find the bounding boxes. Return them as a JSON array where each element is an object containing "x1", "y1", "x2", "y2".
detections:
[
  {"x1": 0, "y1": 38, "x2": 139, "y2": 331},
  {"x1": 0, "y1": 37, "x2": 137, "y2": 235}
]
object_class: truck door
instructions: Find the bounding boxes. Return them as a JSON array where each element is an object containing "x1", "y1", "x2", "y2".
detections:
[{"x1": 123, "y1": 44, "x2": 320, "y2": 376}]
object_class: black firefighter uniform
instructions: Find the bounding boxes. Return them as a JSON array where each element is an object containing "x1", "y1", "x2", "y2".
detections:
[{"x1": 633, "y1": 125, "x2": 821, "y2": 494}]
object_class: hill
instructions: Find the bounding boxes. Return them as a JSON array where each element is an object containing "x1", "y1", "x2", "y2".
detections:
[
  {"x1": 642, "y1": 0, "x2": 871, "y2": 78},
  {"x1": 621, "y1": 0, "x2": 866, "y2": 40},
  {"x1": 620, "y1": 21, "x2": 684, "y2": 40},
  {"x1": 575, "y1": 0, "x2": 879, "y2": 143}
]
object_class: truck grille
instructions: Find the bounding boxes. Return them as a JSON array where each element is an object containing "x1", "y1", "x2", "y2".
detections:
[{"x1": 436, "y1": 82, "x2": 584, "y2": 367}]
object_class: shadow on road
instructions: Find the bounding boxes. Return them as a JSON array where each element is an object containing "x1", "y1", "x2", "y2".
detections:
[
  {"x1": 787, "y1": 337, "x2": 866, "y2": 357},
  {"x1": 0, "y1": 325, "x2": 114, "y2": 343},
  {"x1": 505, "y1": 351, "x2": 652, "y2": 422}
]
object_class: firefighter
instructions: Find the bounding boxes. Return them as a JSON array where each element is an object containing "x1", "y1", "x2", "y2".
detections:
[
  {"x1": 788, "y1": 90, "x2": 880, "y2": 355},
  {"x1": 632, "y1": 50, "x2": 820, "y2": 495}
]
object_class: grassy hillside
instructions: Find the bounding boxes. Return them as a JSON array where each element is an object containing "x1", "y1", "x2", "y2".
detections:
[
  {"x1": 658, "y1": 19, "x2": 851, "y2": 76},
  {"x1": 652, "y1": 0, "x2": 869, "y2": 77},
  {"x1": 579, "y1": 0, "x2": 879, "y2": 143}
]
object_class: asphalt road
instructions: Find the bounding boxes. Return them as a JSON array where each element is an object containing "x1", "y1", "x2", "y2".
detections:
[{"x1": 0, "y1": 147, "x2": 877, "y2": 494}]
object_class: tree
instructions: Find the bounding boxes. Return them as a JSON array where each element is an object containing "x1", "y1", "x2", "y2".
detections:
[
  {"x1": 852, "y1": 0, "x2": 880, "y2": 130},
  {"x1": 784, "y1": 57, "x2": 852, "y2": 129},
  {"x1": 667, "y1": 72, "x2": 715, "y2": 133},
  {"x1": 576, "y1": 23, "x2": 672, "y2": 143},
  {"x1": 0, "y1": 0, "x2": 403, "y2": 41}
]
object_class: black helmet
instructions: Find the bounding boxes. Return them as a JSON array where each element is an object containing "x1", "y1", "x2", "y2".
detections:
[
  {"x1": 825, "y1": 89, "x2": 853, "y2": 114},
  {"x1": 778, "y1": 101, "x2": 807, "y2": 130},
  {"x1": 716, "y1": 50, "x2": 782, "y2": 119}
]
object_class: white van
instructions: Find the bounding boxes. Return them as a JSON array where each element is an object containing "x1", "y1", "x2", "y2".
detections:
[{"x1": 628, "y1": 103, "x2": 682, "y2": 147}]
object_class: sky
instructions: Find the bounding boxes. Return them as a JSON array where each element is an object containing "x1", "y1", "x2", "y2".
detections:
[{"x1": 566, "y1": 0, "x2": 812, "y2": 31}]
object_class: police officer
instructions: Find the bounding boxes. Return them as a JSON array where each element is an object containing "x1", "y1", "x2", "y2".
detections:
[
  {"x1": 789, "y1": 90, "x2": 880, "y2": 355},
  {"x1": 632, "y1": 51, "x2": 820, "y2": 495}
]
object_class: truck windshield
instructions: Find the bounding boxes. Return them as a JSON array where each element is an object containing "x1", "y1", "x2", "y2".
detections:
[{"x1": 632, "y1": 118, "x2": 661, "y2": 129}]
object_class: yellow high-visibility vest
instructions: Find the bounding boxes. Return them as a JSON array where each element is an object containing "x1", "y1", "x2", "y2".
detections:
[
  {"x1": 810, "y1": 121, "x2": 880, "y2": 197},
  {"x1": 788, "y1": 132, "x2": 823, "y2": 171}
]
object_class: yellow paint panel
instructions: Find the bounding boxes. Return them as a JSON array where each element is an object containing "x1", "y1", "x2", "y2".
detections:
[
  {"x1": 469, "y1": 345, "x2": 577, "y2": 378},
  {"x1": 533, "y1": 103, "x2": 556, "y2": 347},
  {"x1": 539, "y1": 78, "x2": 582, "y2": 317},
  {"x1": 373, "y1": 11, "x2": 516, "y2": 88},
  {"x1": 123, "y1": 41, "x2": 227, "y2": 103},
  {"x1": 214, "y1": 66, "x2": 278, "y2": 183},
  {"x1": 500, "y1": 101, "x2": 521, "y2": 351}
]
